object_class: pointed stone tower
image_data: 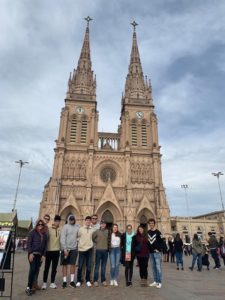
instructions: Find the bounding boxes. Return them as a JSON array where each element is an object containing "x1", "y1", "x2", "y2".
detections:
[{"x1": 39, "y1": 19, "x2": 171, "y2": 234}]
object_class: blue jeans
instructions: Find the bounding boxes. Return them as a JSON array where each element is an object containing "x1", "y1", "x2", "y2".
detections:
[
  {"x1": 109, "y1": 247, "x2": 121, "y2": 280},
  {"x1": 175, "y1": 251, "x2": 183, "y2": 267},
  {"x1": 94, "y1": 249, "x2": 108, "y2": 282},
  {"x1": 149, "y1": 252, "x2": 162, "y2": 284},
  {"x1": 191, "y1": 253, "x2": 202, "y2": 270},
  {"x1": 77, "y1": 248, "x2": 92, "y2": 282},
  {"x1": 28, "y1": 254, "x2": 42, "y2": 289}
]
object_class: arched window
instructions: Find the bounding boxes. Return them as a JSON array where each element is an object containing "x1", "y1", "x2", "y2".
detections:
[
  {"x1": 131, "y1": 122, "x2": 137, "y2": 146},
  {"x1": 70, "y1": 116, "x2": 77, "y2": 143},
  {"x1": 141, "y1": 123, "x2": 147, "y2": 146},
  {"x1": 80, "y1": 118, "x2": 88, "y2": 144}
]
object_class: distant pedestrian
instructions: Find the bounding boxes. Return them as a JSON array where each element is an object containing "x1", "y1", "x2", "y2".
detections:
[
  {"x1": 219, "y1": 236, "x2": 225, "y2": 266},
  {"x1": 121, "y1": 224, "x2": 135, "y2": 287},
  {"x1": 202, "y1": 245, "x2": 210, "y2": 270},
  {"x1": 25, "y1": 219, "x2": 47, "y2": 296},
  {"x1": 168, "y1": 236, "x2": 175, "y2": 263},
  {"x1": 207, "y1": 232, "x2": 220, "y2": 269},
  {"x1": 42, "y1": 215, "x2": 61, "y2": 289},
  {"x1": 109, "y1": 224, "x2": 122, "y2": 286},
  {"x1": 174, "y1": 233, "x2": 184, "y2": 270},
  {"x1": 148, "y1": 218, "x2": 164, "y2": 289},
  {"x1": 189, "y1": 234, "x2": 203, "y2": 271}
]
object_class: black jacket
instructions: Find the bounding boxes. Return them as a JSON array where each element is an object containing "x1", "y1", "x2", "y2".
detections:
[
  {"x1": 120, "y1": 233, "x2": 135, "y2": 265},
  {"x1": 147, "y1": 229, "x2": 164, "y2": 253}
]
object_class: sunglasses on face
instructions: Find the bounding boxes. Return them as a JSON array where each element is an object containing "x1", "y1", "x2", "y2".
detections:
[
  {"x1": 38, "y1": 223, "x2": 44, "y2": 226},
  {"x1": 44, "y1": 218, "x2": 50, "y2": 221},
  {"x1": 92, "y1": 218, "x2": 97, "y2": 220}
]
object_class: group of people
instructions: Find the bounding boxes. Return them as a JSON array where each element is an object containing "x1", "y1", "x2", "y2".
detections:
[
  {"x1": 25, "y1": 213, "x2": 225, "y2": 296},
  {"x1": 25, "y1": 215, "x2": 164, "y2": 296}
]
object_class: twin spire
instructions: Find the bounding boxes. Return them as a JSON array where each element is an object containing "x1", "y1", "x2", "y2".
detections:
[{"x1": 67, "y1": 18, "x2": 152, "y2": 105}]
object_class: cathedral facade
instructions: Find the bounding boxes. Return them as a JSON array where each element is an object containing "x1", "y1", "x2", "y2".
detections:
[{"x1": 39, "y1": 19, "x2": 171, "y2": 234}]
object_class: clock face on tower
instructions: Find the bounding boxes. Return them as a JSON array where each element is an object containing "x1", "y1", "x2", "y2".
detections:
[
  {"x1": 136, "y1": 111, "x2": 144, "y2": 119},
  {"x1": 76, "y1": 107, "x2": 85, "y2": 114}
]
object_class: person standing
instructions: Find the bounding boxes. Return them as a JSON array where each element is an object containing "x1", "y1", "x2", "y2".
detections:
[
  {"x1": 168, "y1": 236, "x2": 175, "y2": 263},
  {"x1": 109, "y1": 224, "x2": 122, "y2": 286},
  {"x1": 207, "y1": 232, "x2": 220, "y2": 269},
  {"x1": 133, "y1": 225, "x2": 149, "y2": 287},
  {"x1": 25, "y1": 219, "x2": 47, "y2": 296},
  {"x1": 189, "y1": 234, "x2": 203, "y2": 271},
  {"x1": 174, "y1": 233, "x2": 184, "y2": 270},
  {"x1": 219, "y1": 236, "x2": 225, "y2": 266},
  {"x1": 92, "y1": 220, "x2": 110, "y2": 287},
  {"x1": 42, "y1": 215, "x2": 61, "y2": 289},
  {"x1": 60, "y1": 215, "x2": 79, "y2": 288},
  {"x1": 90, "y1": 214, "x2": 100, "y2": 282},
  {"x1": 148, "y1": 218, "x2": 164, "y2": 289},
  {"x1": 76, "y1": 216, "x2": 95, "y2": 287},
  {"x1": 32, "y1": 214, "x2": 50, "y2": 291},
  {"x1": 121, "y1": 224, "x2": 135, "y2": 287}
]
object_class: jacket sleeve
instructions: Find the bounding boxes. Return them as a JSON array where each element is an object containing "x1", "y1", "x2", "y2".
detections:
[
  {"x1": 42, "y1": 233, "x2": 48, "y2": 256},
  {"x1": 60, "y1": 226, "x2": 67, "y2": 250},
  {"x1": 92, "y1": 230, "x2": 97, "y2": 243},
  {"x1": 27, "y1": 230, "x2": 34, "y2": 254}
]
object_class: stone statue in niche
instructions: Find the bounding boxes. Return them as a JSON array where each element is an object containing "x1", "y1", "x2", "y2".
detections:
[{"x1": 80, "y1": 159, "x2": 86, "y2": 180}]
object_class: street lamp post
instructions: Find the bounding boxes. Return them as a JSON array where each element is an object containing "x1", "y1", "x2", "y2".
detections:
[
  {"x1": 181, "y1": 184, "x2": 192, "y2": 241},
  {"x1": 12, "y1": 160, "x2": 29, "y2": 212},
  {"x1": 212, "y1": 172, "x2": 224, "y2": 214}
]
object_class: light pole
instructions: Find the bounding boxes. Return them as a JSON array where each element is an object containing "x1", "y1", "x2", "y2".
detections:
[
  {"x1": 181, "y1": 184, "x2": 192, "y2": 241},
  {"x1": 212, "y1": 172, "x2": 224, "y2": 214},
  {"x1": 13, "y1": 160, "x2": 29, "y2": 212}
]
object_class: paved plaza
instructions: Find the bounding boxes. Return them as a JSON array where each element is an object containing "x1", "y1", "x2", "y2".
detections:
[{"x1": 7, "y1": 252, "x2": 225, "y2": 300}]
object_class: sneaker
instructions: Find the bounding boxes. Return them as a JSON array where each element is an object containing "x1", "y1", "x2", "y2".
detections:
[
  {"x1": 113, "y1": 280, "x2": 118, "y2": 286},
  {"x1": 86, "y1": 281, "x2": 92, "y2": 287},
  {"x1": 25, "y1": 287, "x2": 32, "y2": 296},
  {"x1": 32, "y1": 283, "x2": 41, "y2": 290},
  {"x1": 41, "y1": 282, "x2": 47, "y2": 290},
  {"x1": 94, "y1": 281, "x2": 99, "y2": 287},
  {"x1": 156, "y1": 283, "x2": 162, "y2": 289},
  {"x1": 49, "y1": 283, "x2": 57, "y2": 289},
  {"x1": 149, "y1": 281, "x2": 157, "y2": 287},
  {"x1": 76, "y1": 282, "x2": 81, "y2": 287},
  {"x1": 110, "y1": 280, "x2": 114, "y2": 286},
  {"x1": 62, "y1": 282, "x2": 67, "y2": 289},
  {"x1": 102, "y1": 281, "x2": 107, "y2": 287},
  {"x1": 69, "y1": 281, "x2": 76, "y2": 288}
]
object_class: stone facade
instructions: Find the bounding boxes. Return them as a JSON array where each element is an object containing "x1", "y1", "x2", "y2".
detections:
[{"x1": 39, "y1": 20, "x2": 171, "y2": 234}]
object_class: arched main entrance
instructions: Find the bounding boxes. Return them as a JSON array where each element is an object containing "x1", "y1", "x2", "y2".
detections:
[
  {"x1": 140, "y1": 214, "x2": 148, "y2": 229},
  {"x1": 102, "y1": 210, "x2": 114, "y2": 230}
]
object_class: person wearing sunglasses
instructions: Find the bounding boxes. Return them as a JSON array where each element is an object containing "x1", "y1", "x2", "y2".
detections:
[{"x1": 25, "y1": 219, "x2": 47, "y2": 296}]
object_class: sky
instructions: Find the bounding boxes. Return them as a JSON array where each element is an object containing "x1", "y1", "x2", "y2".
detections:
[{"x1": 1, "y1": 0, "x2": 225, "y2": 221}]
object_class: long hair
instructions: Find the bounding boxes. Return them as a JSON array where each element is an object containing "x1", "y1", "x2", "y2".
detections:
[
  {"x1": 34, "y1": 219, "x2": 46, "y2": 234},
  {"x1": 136, "y1": 225, "x2": 148, "y2": 238},
  {"x1": 111, "y1": 223, "x2": 121, "y2": 237},
  {"x1": 175, "y1": 233, "x2": 181, "y2": 241},
  {"x1": 193, "y1": 233, "x2": 199, "y2": 241}
]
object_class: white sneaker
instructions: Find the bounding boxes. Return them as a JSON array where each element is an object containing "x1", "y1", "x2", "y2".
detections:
[
  {"x1": 76, "y1": 282, "x2": 81, "y2": 287},
  {"x1": 49, "y1": 283, "x2": 57, "y2": 289},
  {"x1": 86, "y1": 281, "x2": 92, "y2": 287},
  {"x1": 149, "y1": 281, "x2": 157, "y2": 287},
  {"x1": 110, "y1": 280, "x2": 114, "y2": 286},
  {"x1": 41, "y1": 282, "x2": 47, "y2": 290},
  {"x1": 113, "y1": 280, "x2": 118, "y2": 286},
  {"x1": 156, "y1": 283, "x2": 162, "y2": 289}
]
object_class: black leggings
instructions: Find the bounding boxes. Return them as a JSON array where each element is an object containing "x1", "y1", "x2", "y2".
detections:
[
  {"x1": 137, "y1": 256, "x2": 148, "y2": 279},
  {"x1": 43, "y1": 251, "x2": 60, "y2": 283},
  {"x1": 28, "y1": 254, "x2": 41, "y2": 289},
  {"x1": 125, "y1": 260, "x2": 134, "y2": 283}
]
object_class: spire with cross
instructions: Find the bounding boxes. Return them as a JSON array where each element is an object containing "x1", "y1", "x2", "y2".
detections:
[
  {"x1": 84, "y1": 16, "x2": 93, "y2": 28},
  {"x1": 130, "y1": 20, "x2": 138, "y2": 32}
]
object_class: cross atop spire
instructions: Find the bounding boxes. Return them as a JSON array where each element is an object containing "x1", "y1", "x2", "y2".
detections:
[
  {"x1": 130, "y1": 20, "x2": 138, "y2": 32},
  {"x1": 84, "y1": 16, "x2": 93, "y2": 28}
]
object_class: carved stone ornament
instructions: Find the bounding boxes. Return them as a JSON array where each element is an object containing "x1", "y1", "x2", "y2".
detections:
[{"x1": 100, "y1": 166, "x2": 117, "y2": 183}]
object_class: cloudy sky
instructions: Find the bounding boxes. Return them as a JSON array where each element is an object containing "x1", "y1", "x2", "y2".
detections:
[{"x1": 1, "y1": 0, "x2": 225, "y2": 221}]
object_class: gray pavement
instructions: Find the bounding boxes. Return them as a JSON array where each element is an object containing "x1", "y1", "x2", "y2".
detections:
[{"x1": 7, "y1": 252, "x2": 225, "y2": 300}]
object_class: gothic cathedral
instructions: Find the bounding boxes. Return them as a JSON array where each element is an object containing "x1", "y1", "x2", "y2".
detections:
[{"x1": 39, "y1": 19, "x2": 171, "y2": 234}]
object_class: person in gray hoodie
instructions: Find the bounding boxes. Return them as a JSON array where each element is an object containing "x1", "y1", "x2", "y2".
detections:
[{"x1": 60, "y1": 215, "x2": 79, "y2": 288}]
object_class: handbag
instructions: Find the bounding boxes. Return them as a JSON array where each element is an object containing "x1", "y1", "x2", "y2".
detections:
[{"x1": 125, "y1": 252, "x2": 131, "y2": 262}]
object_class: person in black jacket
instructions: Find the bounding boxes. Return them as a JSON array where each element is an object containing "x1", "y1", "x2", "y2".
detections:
[
  {"x1": 121, "y1": 224, "x2": 135, "y2": 286},
  {"x1": 174, "y1": 233, "x2": 184, "y2": 270},
  {"x1": 26, "y1": 219, "x2": 47, "y2": 296},
  {"x1": 147, "y1": 218, "x2": 164, "y2": 289}
]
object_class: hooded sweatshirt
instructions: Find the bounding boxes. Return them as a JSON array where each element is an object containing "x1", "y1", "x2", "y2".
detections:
[{"x1": 60, "y1": 223, "x2": 79, "y2": 251}]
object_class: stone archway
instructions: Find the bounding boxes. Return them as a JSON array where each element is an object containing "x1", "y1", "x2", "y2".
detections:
[
  {"x1": 96, "y1": 201, "x2": 122, "y2": 229},
  {"x1": 137, "y1": 208, "x2": 154, "y2": 229},
  {"x1": 102, "y1": 209, "x2": 114, "y2": 230}
]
